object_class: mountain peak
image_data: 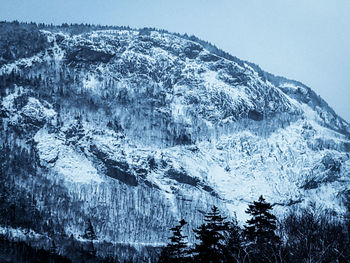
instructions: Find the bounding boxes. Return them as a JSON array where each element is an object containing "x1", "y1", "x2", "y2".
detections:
[{"x1": 1, "y1": 21, "x2": 349, "y2": 260}]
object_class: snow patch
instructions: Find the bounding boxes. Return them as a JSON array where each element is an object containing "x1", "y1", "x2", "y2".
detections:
[{"x1": 34, "y1": 129, "x2": 103, "y2": 184}]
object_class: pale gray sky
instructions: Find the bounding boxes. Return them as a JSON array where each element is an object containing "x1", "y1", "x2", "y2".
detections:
[{"x1": 1, "y1": 0, "x2": 349, "y2": 121}]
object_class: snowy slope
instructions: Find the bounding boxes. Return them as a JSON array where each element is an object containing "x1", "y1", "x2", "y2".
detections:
[{"x1": 0, "y1": 24, "x2": 349, "y2": 258}]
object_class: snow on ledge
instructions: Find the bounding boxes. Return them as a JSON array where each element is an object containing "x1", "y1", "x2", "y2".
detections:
[{"x1": 34, "y1": 128, "x2": 103, "y2": 184}]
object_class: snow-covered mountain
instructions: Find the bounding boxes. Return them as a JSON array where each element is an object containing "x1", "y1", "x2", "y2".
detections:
[{"x1": 0, "y1": 22, "x2": 349, "y2": 259}]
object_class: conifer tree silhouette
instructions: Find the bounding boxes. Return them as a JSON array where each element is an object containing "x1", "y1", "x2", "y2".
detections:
[
  {"x1": 192, "y1": 206, "x2": 230, "y2": 262},
  {"x1": 83, "y1": 219, "x2": 97, "y2": 255},
  {"x1": 244, "y1": 195, "x2": 280, "y2": 262},
  {"x1": 159, "y1": 219, "x2": 190, "y2": 263}
]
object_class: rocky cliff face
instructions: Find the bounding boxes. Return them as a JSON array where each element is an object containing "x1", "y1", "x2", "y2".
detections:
[{"x1": 0, "y1": 22, "x2": 349, "y2": 259}]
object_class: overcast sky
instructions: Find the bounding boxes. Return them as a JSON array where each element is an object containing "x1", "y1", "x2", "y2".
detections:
[{"x1": 1, "y1": 0, "x2": 349, "y2": 121}]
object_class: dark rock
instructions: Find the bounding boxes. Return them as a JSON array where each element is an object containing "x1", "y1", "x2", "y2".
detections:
[
  {"x1": 183, "y1": 43, "x2": 202, "y2": 59},
  {"x1": 135, "y1": 168, "x2": 148, "y2": 178},
  {"x1": 144, "y1": 180, "x2": 161, "y2": 189},
  {"x1": 201, "y1": 184, "x2": 219, "y2": 197},
  {"x1": 0, "y1": 109, "x2": 9, "y2": 118},
  {"x1": 67, "y1": 47, "x2": 114, "y2": 63},
  {"x1": 322, "y1": 155, "x2": 341, "y2": 173},
  {"x1": 248, "y1": 110, "x2": 264, "y2": 121},
  {"x1": 166, "y1": 168, "x2": 199, "y2": 186},
  {"x1": 147, "y1": 156, "x2": 157, "y2": 170},
  {"x1": 90, "y1": 145, "x2": 138, "y2": 186},
  {"x1": 199, "y1": 53, "x2": 220, "y2": 62},
  {"x1": 303, "y1": 179, "x2": 318, "y2": 190},
  {"x1": 104, "y1": 159, "x2": 137, "y2": 187}
]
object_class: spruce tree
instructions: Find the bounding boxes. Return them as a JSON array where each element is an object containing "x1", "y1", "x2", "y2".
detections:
[
  {"x1": 83, "y1": 219, "x2": 97, "y2": 255},
  {"x1": 192, "y1": 206, "x2": 231, "y2": 262},
  {"x1": 49, "y1": 240, "x2": 57, "y2": 255},
  {"x1": 83, "y1": 219, "x2": 97, "y2": 241},
  {"x1": 226, "y1": 218, "x2": 243, "y2": 261},
  {"x1": 244, "y1": 195, "x2": 280, "y2": 262},
  {"x1": 158, "y1": 219, "x2": 190, "y2": 263}
]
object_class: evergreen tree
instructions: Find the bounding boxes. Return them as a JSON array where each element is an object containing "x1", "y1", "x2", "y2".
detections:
[
  {"x1": 83, "y1": 218, "x2": 97, "y2": 240},
  {"x1": 244, "y1": 195, "x2": 279, "y2": 245},
  {"x1": 49, "y1": 240, "x2": 58, "y2": 255},
  {"x1": 225, "y1": 218, "x2": 243, "y2": 262},
  {"x1": 159, "y1": 219, "x2": 190, "y2": 263},
  {"x1": 83, "y1": 219, "x2": 97, "y2": 255},
  {"x1": 244, "y1": 195, "x2": 280, "y2": 262},
  {"x1": 192, "y1": 206, "x2": 231, "y2": 262}
]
